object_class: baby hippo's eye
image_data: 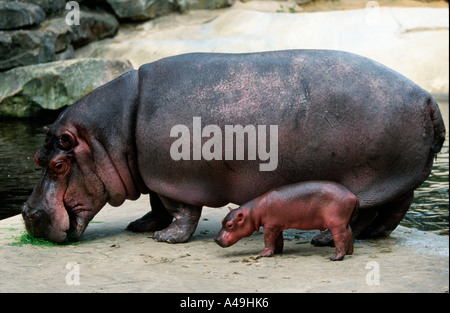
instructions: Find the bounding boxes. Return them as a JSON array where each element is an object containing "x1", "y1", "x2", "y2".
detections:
[{"x1": 226, "y1": 221, "x2": 233, "y2": 229}]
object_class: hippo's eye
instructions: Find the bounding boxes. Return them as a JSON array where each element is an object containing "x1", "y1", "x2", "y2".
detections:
[
  {"x1": 226, "y1": 221, "x2": 233, "y2": 229},
  {"x1": 50, "y1": 161, "x2": 68, "y2": 175}
]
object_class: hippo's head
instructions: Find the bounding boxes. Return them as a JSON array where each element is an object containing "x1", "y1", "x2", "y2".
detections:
[
  {"x1": 22, "y1": 123, "x2": 110, "y2": 243},
  {"x1": 215, "y1": 206, "x2": 256, "y2": 248}
]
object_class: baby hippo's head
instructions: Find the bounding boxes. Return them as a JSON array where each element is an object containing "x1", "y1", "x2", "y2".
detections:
[{"x1": 215, "y1": 206, "x2": 255, "y2": 248}]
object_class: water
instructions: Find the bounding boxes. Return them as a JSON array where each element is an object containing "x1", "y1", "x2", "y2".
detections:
[
  {"x1": 0, "y1": 119, "x2": 52, "y2": 220},
  {"x1": 403, "y1": 95, "x2": 449, "y2": 236},
  {"x1": 0, "y1": 98, "x2": 448, "y2": 235}
]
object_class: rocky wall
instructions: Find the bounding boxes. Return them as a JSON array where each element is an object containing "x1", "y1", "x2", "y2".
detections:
[{"x1": 0, "y1": 0, "x2": 236, "y2": 117}]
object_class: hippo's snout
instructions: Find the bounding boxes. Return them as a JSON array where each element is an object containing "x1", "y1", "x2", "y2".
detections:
[
  {"x1": 22, "y1": 203, "x2": 45, "y2": 233},
  {"x1": 214, "y1": 236, "x2": 224, "y2": 247},
  {"x1": 215, "y1": 232, "x2": 232, "y2": 248},
  {"x1": 21, "y1": 202, "x2": 69, "y2": 243},
  {"x1": 22, "y1": 203, "x2": 35, "y2": 222}
]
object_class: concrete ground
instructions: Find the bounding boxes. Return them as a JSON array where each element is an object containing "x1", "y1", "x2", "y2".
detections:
[{"x1": 0, "y1": 195, "x2": 448, "y2": 293}]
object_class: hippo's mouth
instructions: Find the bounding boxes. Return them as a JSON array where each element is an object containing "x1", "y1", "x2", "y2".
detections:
[{"x1": 66, "y1": 204, "x2": 90, "y2": 242}]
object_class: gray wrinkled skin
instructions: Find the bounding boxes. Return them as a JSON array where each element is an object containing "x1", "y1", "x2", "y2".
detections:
[{"x1": 22, "y1": 50, "x2": 445, "y2": 244}]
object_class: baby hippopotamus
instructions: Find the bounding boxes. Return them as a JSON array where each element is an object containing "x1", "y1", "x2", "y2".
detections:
[{"x1": 215, "y1": 181, "x2": 359, "y2": 261}]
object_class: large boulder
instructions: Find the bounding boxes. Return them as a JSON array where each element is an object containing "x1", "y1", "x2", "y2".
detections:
[
  {"x1": 0, "y1": 1, "x2": 45, "y2": 30},
  {"x1": 0, "y1": 9, "x2": 119, "y2": 71},
  {"x1": 71, "y1": 10, "x2": 120, "y2": 48},
  {"x1": 0, "y1": 29, "x2": 56, "y2": 71},
  {"x1": 18, "y1": 0, "x2": 67, "y2": 16},
  {"x1": 40, "y1": 18, "x2": 73, "y2": 55},
  {"x1": 0, "y1": 58, "x2": 133, "y2": 117}
]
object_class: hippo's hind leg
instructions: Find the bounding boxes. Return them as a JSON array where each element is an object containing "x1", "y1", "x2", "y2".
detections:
[
  {"x1": 311, "y1": 208, "x2": 378, "y2": 246},
  {"x1": 359, "y1": 191, "x2": 414, "y2": 238},
  {"x1": 127, "y1": 191, "x2": 173, "y2": 232},
  {"x1": 313, "y1": 191, "x2": 414, "y2": 244},
  {"x1": 329, "y1": 224, "x2": 353, "y2": 261},
  {"x1": 153, "y1": 195, "x2": 202, "y2": 243}
]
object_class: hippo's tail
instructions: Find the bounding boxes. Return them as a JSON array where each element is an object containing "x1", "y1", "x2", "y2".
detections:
[{"x1": 428, "y1": 96, "x2": 446, "y2": 154}]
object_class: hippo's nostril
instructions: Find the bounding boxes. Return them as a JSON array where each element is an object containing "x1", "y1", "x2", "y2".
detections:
[{"x1": 22, "y1": 203, "x2": 42, "y2": 223}]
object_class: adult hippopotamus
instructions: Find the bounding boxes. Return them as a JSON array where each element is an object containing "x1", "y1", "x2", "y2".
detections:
[{"x1": 22, "y1": 49, "x2": 445, "y2": 244}]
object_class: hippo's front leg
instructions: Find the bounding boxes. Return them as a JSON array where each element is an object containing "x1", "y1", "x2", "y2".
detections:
[
  {"x1": 153, "y1": 195, "x2": 202, "y2": 243},
  {"x1": 127, "y1": 191, "x2": 173, "y2": 232},
  {"x1": 260, "y1": 228, "x2": 284, "y2": 257}
]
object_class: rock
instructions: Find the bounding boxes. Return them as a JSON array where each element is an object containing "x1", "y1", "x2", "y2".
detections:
[
  {"x1": 0, "y1": 29, "x2": 56, "y2": 71},
  {"x1": 0, "y1": 58, "x2": 133, "y2": 117},
  {"x1": 41, "y1": 18, "x2": 73, "y2": 54},
  {"x1": 55, "y1": 45, "x2": 75, "y2": 61},
  {"x1": 18, "y1": 0, "x2": 66, "y2": 16},
  {"x1": 0, "y1": 9, "x2": 119, "y2": 71},
  {"x1": 0, "y1": 2, "x2": 45, "y2": 30},
  {"x1": 44, "y1": 9, "x2": 119, "y2": 50},
  {"x1": 71, "y1": 10, "x2": 119, "y2": 48},
  {"x1": 106, "y1": 0, "x2": 175, "y2": 20},
  {"x1": 104, "y1": 0, "x2": 235, "y2": 20},
  {"x1": 177, "y1": 0, "x2": 235, "y2": 12}
]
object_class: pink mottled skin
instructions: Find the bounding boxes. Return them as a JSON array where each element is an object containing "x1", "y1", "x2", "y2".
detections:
[{"x1": 215, "y1": 181, "x2": 358, "y2": 261}]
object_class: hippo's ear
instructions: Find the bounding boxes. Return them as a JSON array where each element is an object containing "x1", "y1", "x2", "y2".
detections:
[
  {"x1": 236, "y1": 212, "x2": 244, "y2": 222},
  {"x1": 34, "y1": 149, "x2": 47, "y2": 168},
  {"x1": 58, "y1": 131, "x2": 77, "y2": 151},
  {"x1": 228, "y1": 206, "x2": 234, "y2": 212}
]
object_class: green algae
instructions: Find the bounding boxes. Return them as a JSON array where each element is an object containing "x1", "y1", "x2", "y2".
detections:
[{"x1": 9, "y1": 231, "x2": 79, "y2": 247}]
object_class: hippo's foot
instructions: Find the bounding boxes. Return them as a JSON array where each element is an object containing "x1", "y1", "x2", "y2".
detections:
[
  {"x1": 311, "y1": 230, "x2": 335, "y2": 247},
  {"x1": 152, "y1": 203, "x2": 203, "y2": 243},
  {"x1": 358, "y1": 191, "x2": 413, "y2": 239},
  {"x1": 127, "y1": 191, "x2": 174, "y2": 232},
  {"x1": 153, "y1": 220, "x2": 196, "y2": 243},
  {"x1": 329, "y1": 225, "x2": 353, "y2": 261},
  {"x1": 259, "y1": 248, "x2": 275, "y2": 257},
  {"x1": 330, "y1": 252, "x2": 345, "y2": 261},
  {"x1": 260, "y1": 231, "x2": 283, "y2": 257},
  {"x1": 127, "y1": 211, "x2": 173, "y2": 233}
]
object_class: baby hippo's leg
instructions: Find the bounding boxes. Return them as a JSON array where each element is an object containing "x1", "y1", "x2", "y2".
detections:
[
  {"x1": 260, "y1": 228, "x2": 283, "y2": 257},
  {"x1": 329, "y1": 224, "x2": 353, "y2": 261}
]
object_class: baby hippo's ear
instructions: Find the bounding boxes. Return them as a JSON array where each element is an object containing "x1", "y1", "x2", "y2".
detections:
[
  {"x1": 236, "y1": 212, "x2": 244, "y2": 223},
  {"x1": 228, "y1": 206, "x2": 234, "y2": 211}
]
